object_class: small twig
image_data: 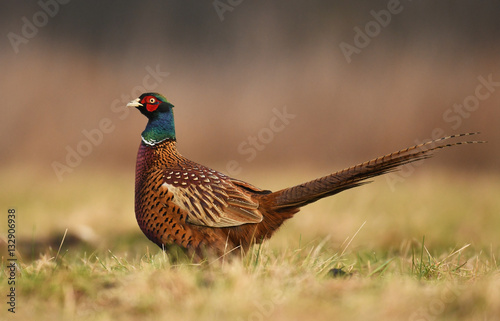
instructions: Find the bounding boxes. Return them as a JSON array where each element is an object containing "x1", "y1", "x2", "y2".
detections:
[
  {"x1": 437, "y1": 243, "x2": 470, "y2": 266},
  {"x1": 340, "y1": 221, "x2": 366, "y2": 257},
  {"x1": 55, "y1": 228, "x2": 68, "y2": 262}
]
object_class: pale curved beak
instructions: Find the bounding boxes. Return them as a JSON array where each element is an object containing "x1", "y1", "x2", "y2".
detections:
[{"x1": 127, "y1": 98, "x2": 143, "y2": 108}]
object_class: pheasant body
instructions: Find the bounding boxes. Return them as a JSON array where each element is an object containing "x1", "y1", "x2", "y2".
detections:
[
  {"x1": 128, "y1": 92, "x2": 482, "y2": 258},
  {"x1": 134, "y1": 139, "x2": 298, "y2": 256}
]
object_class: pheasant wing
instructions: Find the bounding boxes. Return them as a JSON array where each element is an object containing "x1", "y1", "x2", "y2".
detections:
[{"x1": 159, "y1": 167, "x2": 263, "y2": 227}]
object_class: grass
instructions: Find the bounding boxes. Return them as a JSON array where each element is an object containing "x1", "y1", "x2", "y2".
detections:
[{"x1": 1, "y1": 167, "x2": 499, "y2": 320}]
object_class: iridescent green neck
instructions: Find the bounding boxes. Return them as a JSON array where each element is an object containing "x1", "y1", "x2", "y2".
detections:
[{"x1": 141, "y1": 111, "x2": 176, "y2": 145}]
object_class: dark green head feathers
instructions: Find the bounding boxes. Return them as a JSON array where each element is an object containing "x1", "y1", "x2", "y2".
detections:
[{"x1": 127, "y1": 93, "x2": 176, "y2": 145}]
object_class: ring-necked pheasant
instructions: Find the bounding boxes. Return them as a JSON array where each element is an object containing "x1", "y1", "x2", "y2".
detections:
[{"x1": 127, "y1": 92, "x2": 482, "y2": 258}]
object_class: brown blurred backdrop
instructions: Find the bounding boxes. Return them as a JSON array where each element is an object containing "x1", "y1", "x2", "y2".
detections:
[{"x1": 1, "y1": 1, "x2": 499, "y2": 184}]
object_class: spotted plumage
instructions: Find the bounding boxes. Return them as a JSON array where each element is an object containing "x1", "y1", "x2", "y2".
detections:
[{"x1": 127, "y1": 92, "x2": 483, "y2": 258}]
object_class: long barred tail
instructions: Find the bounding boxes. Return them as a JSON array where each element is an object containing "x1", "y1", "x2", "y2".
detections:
[{"x1": 267, "y1": 132, "x2": 484, "y2": 210}]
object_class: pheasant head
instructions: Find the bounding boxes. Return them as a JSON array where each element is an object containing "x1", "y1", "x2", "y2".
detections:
[{"x1": 127, "y1": 93, "x2": 176, "y2": 145}]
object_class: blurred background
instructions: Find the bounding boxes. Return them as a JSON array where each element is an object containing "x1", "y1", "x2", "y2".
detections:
[{"x1": 1, "y1": 1, "x2": 499, "y2": 255}]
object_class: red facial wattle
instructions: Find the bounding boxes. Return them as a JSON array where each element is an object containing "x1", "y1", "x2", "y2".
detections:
[
  {"x1": 146, "y1": 103, "x2": 158, "y2": 112},
  {"x1": 141, "y1": 96, "x2": 159, "y2": 112}
]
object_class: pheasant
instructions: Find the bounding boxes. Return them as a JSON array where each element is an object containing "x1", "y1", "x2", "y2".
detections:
[{"x1": 127, "y1": 92, "x2": 482, "y2": 258}]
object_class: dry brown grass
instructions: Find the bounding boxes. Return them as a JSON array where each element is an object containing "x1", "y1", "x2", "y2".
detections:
[{"x1": 1, "y1": 167, "x2": 499, "y2": 321}]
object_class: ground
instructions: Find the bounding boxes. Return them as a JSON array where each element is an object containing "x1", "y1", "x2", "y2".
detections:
[{"x1": 1, "y1": 167, "x2": 499, "y2": 321}]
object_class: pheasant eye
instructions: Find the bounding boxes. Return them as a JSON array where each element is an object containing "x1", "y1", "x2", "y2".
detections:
[{"x1": 149, "y1": 97, "x2": 156, "y2": 104}]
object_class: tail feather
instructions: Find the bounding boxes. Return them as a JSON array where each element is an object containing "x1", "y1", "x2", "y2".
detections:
[{"x1": 267, "y1": 132, "x2": 484, "y2": 210}]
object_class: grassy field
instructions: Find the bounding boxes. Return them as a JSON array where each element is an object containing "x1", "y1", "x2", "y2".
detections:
[{"x1": 1, "y1": 167, "x2": 499, "y2": 321}]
